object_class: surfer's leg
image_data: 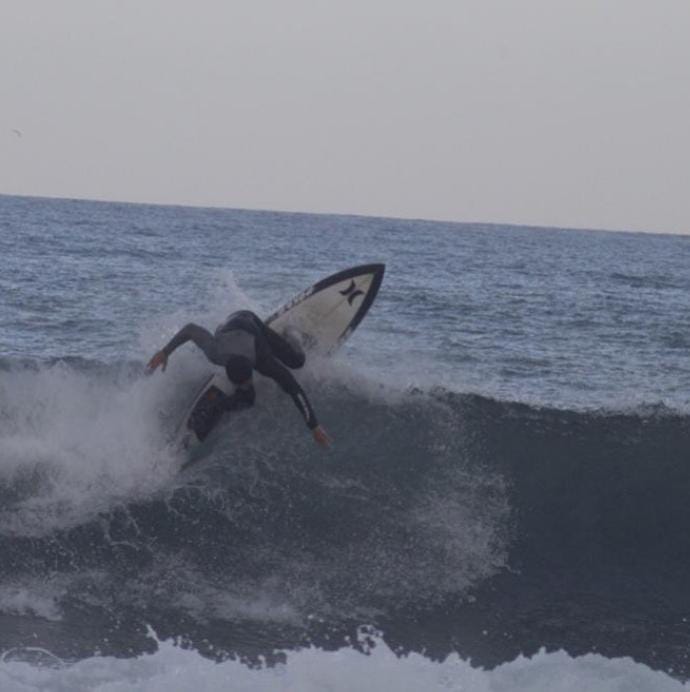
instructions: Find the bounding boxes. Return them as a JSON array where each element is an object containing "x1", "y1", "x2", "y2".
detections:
[{"x1": 262, "y1": 325, "x2": 305, "y2": 369}]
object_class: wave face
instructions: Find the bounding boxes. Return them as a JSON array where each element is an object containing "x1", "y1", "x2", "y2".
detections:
[
  {"x1": 2, "y1": 357, "x2": 690, "y2": 677},
  {"x1": 448, "y1": 391, "x2": 690, "y2": 569},
  {"x1": 0, "y1": 357, "x2": 508, "y2": 657}
]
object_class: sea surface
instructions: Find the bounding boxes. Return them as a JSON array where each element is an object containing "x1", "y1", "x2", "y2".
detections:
[{"x1": 1, "y1": 193, "x2": 690, "y2": 690}]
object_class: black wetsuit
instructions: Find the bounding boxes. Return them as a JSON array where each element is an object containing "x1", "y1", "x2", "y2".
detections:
[{"x1": 162, "y1": 310, "x2": 318, "y2": 429}]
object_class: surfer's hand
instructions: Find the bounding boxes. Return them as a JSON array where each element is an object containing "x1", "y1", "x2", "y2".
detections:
[
  {"x1": 147, "y1": 350, "x2": 168, "y2": 373},
  {"x1": 312, "y1": 425, "x2": 332, "y2": 449}
]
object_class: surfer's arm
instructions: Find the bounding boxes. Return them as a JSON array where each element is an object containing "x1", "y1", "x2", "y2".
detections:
[
  {"x1": 283, "y1": 377, "x2": 319, "y2": 430},
  {"x1": 162, "y1": 323, "x2": 216, "y2": 357},
  {"x1": 255, "y1": 357, "x2": 318, "y2": 429},
  {"x1": 148, "y1": 323, "x2": 217, "y2": 372}
]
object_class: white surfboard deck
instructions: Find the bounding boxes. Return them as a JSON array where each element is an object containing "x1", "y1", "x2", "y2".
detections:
[{"x1": 176, "y1": 263, "x2": 385, "y2": 455}]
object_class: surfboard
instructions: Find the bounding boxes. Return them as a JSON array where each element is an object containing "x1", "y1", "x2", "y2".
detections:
[{"x1": 176, "y1": 263, "x2": 385, "y2": 455}]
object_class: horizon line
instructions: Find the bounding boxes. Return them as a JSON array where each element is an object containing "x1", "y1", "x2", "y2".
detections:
[{"x1": 0, "y1": 191, "x2": 683, "y2": 239}]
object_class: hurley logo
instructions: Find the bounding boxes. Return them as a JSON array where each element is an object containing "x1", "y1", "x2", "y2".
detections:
[{"x1": 340, "y1": 280, "x2": 364, "y2": 306}]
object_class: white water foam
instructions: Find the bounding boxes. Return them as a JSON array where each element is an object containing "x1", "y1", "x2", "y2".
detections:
[
  {"x1": 120, "y1": 556, "x2": 302, "y2": 627},
  {"x1": 0, "y1": 272, "x2": 263, "y2": 536},
  {"x1": 0, "y1": 632, "x2": 686, "y2": 692},
  {"x1": 0, "y1": 360, "x2": 180, "y2": 536},
  {"x1": 0, "y1": 579, "x2": 63, "y2": 622}
]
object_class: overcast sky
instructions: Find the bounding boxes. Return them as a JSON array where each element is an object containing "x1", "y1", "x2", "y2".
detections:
[{"x1": 2, "y1": 1, "x2": 689, "y2": 233}]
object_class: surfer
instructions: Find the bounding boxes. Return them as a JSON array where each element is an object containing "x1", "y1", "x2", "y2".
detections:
[{"x1": 147, "y1": 310, "x2": 332, "y2": 448}]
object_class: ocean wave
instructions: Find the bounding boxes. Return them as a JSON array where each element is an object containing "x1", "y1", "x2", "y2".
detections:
[
  {"x1": 2, "y1": 356, "x2": 690, "y2": 667},
  {"x1": 0, "y1": 357, "x2": 507, "y2": 628},
  {"x1": 433, "y1": 389, "x2": 690, "y2": 570},
  {"x1": 2, "y1": 356, "x2": 689, "y2": 567}
]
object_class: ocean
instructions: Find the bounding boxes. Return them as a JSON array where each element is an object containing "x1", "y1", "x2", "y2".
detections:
[{"x1": 1, "y1": 193, "x2": 690, "y2": 690}]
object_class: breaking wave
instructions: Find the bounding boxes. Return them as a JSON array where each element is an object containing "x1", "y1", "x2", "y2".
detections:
[{"x1": 1, "y1": 355, "x2": 689, "y2": 668}]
